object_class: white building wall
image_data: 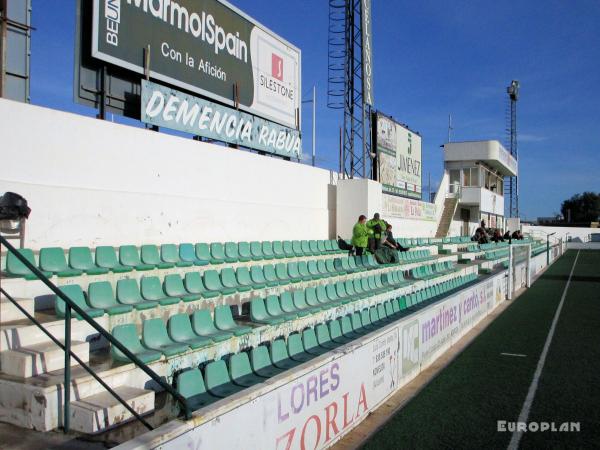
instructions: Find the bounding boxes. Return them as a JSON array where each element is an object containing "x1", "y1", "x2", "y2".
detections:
[{"x1": 0, "y1": 99, "x2": 337, "y2": 249}]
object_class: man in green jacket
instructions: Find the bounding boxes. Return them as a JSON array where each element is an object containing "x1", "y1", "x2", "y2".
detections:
[
  {"x1": 366, "y1": 213, "x2": 387, "y2": 251},
  {"x1": 351, "y1": 215, "x2": 369, "y2": 256}
]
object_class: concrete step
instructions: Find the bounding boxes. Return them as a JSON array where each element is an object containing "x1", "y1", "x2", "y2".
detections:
[
  {"x1": 0, "y1": 297, "x2": 34, "y2": 323},
  {"x1": 0, "y1": 340, "x2": 89, "y2": 378},
  {"x1": 69, "y1": 386, "x2": 155, "y2": 434}
]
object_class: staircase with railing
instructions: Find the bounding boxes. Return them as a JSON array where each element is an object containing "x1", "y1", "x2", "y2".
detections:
[
  {"x1": 435, "y1": 183, "x2": 461, "y2": 238},
  {"x1": 0, "y1": 235, "x2": 191, "y2": 435}
]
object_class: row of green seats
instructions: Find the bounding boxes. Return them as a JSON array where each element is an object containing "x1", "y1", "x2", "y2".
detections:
[
  {"x1": 176, "y1": 300, "x2": 411, "y2": 410},
  {"x1": 250, "y1": 270, "x2": 412, "y2": 325},
  {"x1": 398, "y1": 249, "x2": 432, "y2": 263},
  {"x1": 484, "y1": 249, "x2": 509, "y2": 261},
  {"x1": 410, "y1": 261, "x2": 456, "y2": 280},
  {"x1": 111, "y1": 307, "x2": 252, "y2": 364},
  {"x1": 480, "y1": 241, "x2": 509, "y2": 251},
  {"x1": 442, "y1": 236, "x2": 472, "y2": 244},
  {"x1": 53, "y1": 255, "x2": 386, "y2": 319},
  {"x1": 401, "y1": 273, "x2": 478, "y2": 309},
  {"x1": 3, "y1": 240, "x2": 346, "y2": 279}
]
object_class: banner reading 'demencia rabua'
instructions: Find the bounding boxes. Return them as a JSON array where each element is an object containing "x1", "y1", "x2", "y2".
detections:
[{"x1": 141, "y1": 80, "x2": 301, "y2": 157}]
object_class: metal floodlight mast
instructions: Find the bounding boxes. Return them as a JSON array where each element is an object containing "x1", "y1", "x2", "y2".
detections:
[
  {"x1": 505, "y1": 80, "x2": 519, "y2": 218},
  {"x1": 327, "y1": 0, "x2": 373, "y2": 179}
]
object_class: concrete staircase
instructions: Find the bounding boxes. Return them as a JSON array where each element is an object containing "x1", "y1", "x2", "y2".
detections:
[{"x1": 435, "y1": 197, "x2": 459, "y2": 238}]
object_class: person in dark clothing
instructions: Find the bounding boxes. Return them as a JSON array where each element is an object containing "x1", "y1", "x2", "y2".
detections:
[
  {"x1": 491, "y1": 229, "x2": 503, "y2": 243},
  {"x1": 381, "y1": 224, "x2": 408, "y2": 252},
  {"x1": 503, "y1": 230, "x2": 511, "y2": 240}
]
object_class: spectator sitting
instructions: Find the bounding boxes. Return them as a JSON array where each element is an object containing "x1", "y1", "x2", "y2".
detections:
[
  {"x1": 491, "y1": 229, "x2": 503, "y2": 243},
  {"x1": 503, "y1": 230, "x2": 511, "y2": 240},
  {"x1": 381, "y1": 224, "x2": 408, "y2": 252}
]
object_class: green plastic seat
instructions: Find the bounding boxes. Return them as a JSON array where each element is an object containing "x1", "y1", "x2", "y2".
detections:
[
  {"x1": 164, "y1": 274, "x2": 202, "y2": 302},
  {"x1": 5, "y1": 248, "x2": 51, "y2": 280},
  {"x1": 251, "y1": 345, "x2": 283, "y2": 378},
  {"x1": 250, "y1": 298, "x2": 285, "y2": 325},
  {"x1": 315, "y1": 285, "x2": 331, "y2": 306},
  {"x1": 282, "y1": 241, "x2": 295, "y2": 258},
  {"x1": 316, "y1": 260, "x2": 329, "y2": 276},
  {"x1": 317, "y1": 240, "x2": 328, "y2": 254},
  {"x1": 184, "y1": 272, "x2": 218, "y2": 298},
  {"x1": 328, "y1": 319, "x2": 353, "y2": 344},
  {"x1": 214, "y1": 305, "x2": 253, "y2": 336},
  {"x1": 324, "y1": 240, "x2": 335, "y2": 252},
  {"x1": 140, "y1": 276, "x2": 180, "y2": 306},
  {"x1": 220, "y1": 268, "x2": 242, "y2": 292},
  {"x1": 111, "y1": 324, "x2": 162, "y2": 364},
  {"x1": 195, "y1": 243, "x2": 215, "y2": 264},
  {"x1": 325, "y1": 258, "x2": 342, "y2": 275},
  {"x1": 68, "y1": 247, "x2": 109, "y2": 275},
  {"x1": 176, "y1": 368, "x2": 219, "y2": 410},
  {"x1": 211, "y1": 243, "x2": 234, "y2": 264},
  {"x1": 168, "y1": 313, "x2": 212, "y2": 349},
  {"x1": 161, "y1": 244, "x2": 192, "y2": 268},
  {"x1": 293, "y1": 289, "x2": 323, "y2": 313},
  {"x1": 205, "y1": 359, "x2": 244, "y2": 398},
  {"x1": 250, "y1": 266, "x2": 268, "y2": 288},
  {"x1": 237, "y1": 266, "x2": 262, "y2": 290},
  {"x1": 272, "y1": 241, "x2": 286, "y2": 259},
  {"x1": 95, "y1": 246, "x2": 132, "y2": 273},
  {"x1": 303, "y1": 240, "x2": 316, "y2": 256},
  {"x1": 286, "y1": 262, "x2": 305, "y2": 282},
  {"x1": 229, "y1": 352, "x2": 264, "y2": 387},
  {"x1": 262, "y1": 264, "x2": 280, "y2": 287},
  {"x1": 280, "y1": 291, "x2": 309, "y2": 317},
  {"x1": 191, "y1": 309, "x2": 233, "y2": 342},
  {"x1": 287, "y1": 333, "x2": 313, "y2": 362},
  {"x1": 305, "y1": 287, "x2": 324, "y2": 309},
  {"x1": 292, "y1": 240, "x2": 305, "y2": 256},
  {"x1": 39, "y1": 247, "x2": 83, "y2": 277},
  {"x1": 119, "y1": 245, "x2": 154, "y2": 271},
  {"x1": 297, "y1": 261, "x2": 313, "y2": 281},
  {"x1": 270, "y1": 338, "x2": 299, "y2": 370},
  {"x1": 275, "y1": 263, "x2": 292, "y2": 283},
  {"x1": 87, "y1": 281, "x2": 133, "y2": 315},
  {"x1": 316, "y1": 323, "x2": 338, "y2": 350},
  {"x1": 302, "y1": 328, "x2": 329, "y2": 356},
  {"x1": 224, "y1": 242, "x2": 240, "y2": 262},
  {"x1": 116, "y1": 279, "x2": 158, "y2": 310},
  {"x1": 55, "y1": 284, "x2": 103, "y2": 319},
  {"x1": 261, "y1": 241, "x2": 274, "y2": 259},
  {"x1": 141, "y1": 244, "x2": 174, "y2": 269},
  {"x1": 142, "y1": 318, "x2": 189, "y2": 356},
  {"x1": 325, "y1": 284, "x2": 342, "y2": 305},
  {"x1": 179, "y1": 243, "x2": 209, "y2": 266},
  {"x1": 238, "y1": 242, "x2": 253, "y2": 262},
  {"x1": 341, "y1": 314, "x2": 362, "y2": 339},
  {"x1": 307, "y1": 260, "x2": 322, "y2": 279},
  {"x1": 265, "y1": 295, "x2": 297, "y2": 321},
  {"x1": 204, "y1": 270, "x2": 236, "y2": 295},
  {"x1": 361, "y1": 309, "x2": 376, "y2": 330},
  {"x1": 250, "y1": 241, "x2": 265, "y2": 260}
]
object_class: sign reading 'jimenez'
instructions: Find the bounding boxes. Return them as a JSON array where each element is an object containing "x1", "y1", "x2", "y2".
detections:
[
  {"x1": 93, "y1": 0, "x2": 301, "y2": 129},
  {"x1": 141, "y1": 80, "x2": 301, "y2": 157}
]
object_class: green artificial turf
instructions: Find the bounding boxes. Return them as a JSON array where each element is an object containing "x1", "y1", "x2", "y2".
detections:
[{"x1": 362, "y1": 250, "x2": 599, "y2": 450}]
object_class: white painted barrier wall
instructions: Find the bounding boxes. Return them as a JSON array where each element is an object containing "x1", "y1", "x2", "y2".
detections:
[
  {"x1": 0, "y1": 99, "x2": 337, "y2": 249},
  {"x1": 523, "y1": 225, "x2": 596, "y2": 243}
]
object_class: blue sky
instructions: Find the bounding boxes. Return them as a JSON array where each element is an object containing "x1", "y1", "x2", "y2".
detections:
[{"x1": 29, "y1": 0, "x2": 600, "y2": 219}]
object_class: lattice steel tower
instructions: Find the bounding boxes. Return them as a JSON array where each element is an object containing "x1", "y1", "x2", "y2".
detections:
[
  {"x1": 327, "y1": 0, "x2": 372, "y2": 179},
  {"x1": 505, "y1": 80, "x2": 519, "y2": 217}
]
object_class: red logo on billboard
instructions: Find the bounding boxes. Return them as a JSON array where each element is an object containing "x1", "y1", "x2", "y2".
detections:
[{"x1": 272, "y1": 53, "x2": 284, "y2": 81}]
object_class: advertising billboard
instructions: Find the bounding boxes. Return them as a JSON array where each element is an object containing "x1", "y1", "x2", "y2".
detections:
[
  {"x1": 374, "y1": 112, "x2": 422, "y2": 199},
  {"x1": 92, "y1": 0, "x2": 301, "y2": 129},
  {"x1": 361, "y1": 0, "x2": 373, "y2": 106}
]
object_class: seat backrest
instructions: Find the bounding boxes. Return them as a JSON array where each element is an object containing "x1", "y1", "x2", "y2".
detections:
[
  {"x1": 270, "y1": 338, "x2": 290, "y2": 363},
  {"x1": 250, "y1": 345, "x2": 272, "y2": 372},
  {"x1": 184, "y1": 272, "x2": 206, "y2": 294},
  {"x1": 203, "y1": 270, "x2": 223, "y2": 291},
  {"x1": 95, "y1": 246, "x2": 119, "y2": 268},
  {"x1": 141, "y1": 276, "x2": 166, "y2": 300},
  {"x1": 316, "y1": 323, "x2": 332, "y2": 346},
  {"x1": 168, "y1": 313, "x2": 195, "y2": 341},
  {"x1": 39, "y1": 247, "x2": 68, "y2": 272},
  {"x1": 55, "y1": 284, "x2": 88, "y2": 317},
  {"x1": 220, "y1": 268, "x2": 239, "y2": 288},
  {"x1": 305, "y1": 287, "x2": 319, "y2": 306},
  {"x1": 210, "y1": 243, "x2": 226, "y2": 260},
  {"x1": 261, "y1": 241, "x2": 274, "y2": 258},
  {"x1": 195, "y1": 243, "x2": 211, "y2": 260},
  {"x1": 280, "y1": 292, "x2": 296, "y2": 313},
  {"x1": 6, "y1": 248, "x2": 37, "y2": 276},
  {"x1": 161, "y1": 244, "x2": 180, "y2": 264},
  {"x1": 214, "y1": 305, "x2": 236, "y2": 329},
  {"x1": 68, "y1": 247, "x2": 95, "y2": 270},
  {"x1": 224, "y1": 242, "x2": 239, "y2": 259},
  {"x1": 205, "y1": 359, "x2": 231, "y2": 390},
  {"x1": 317, "y1": 240, "x2": 327, "y2": 253},
  {"x1": 250, "y1": 266, "x2": 266, "y2": 283},
  {"x1": 282, "y1": 241, "x2": 294, "y2": 256},
  {"x1": 164, "y1": 274, "x2": 186, "y2": 296},
  {"x1": 120, "y1": 245, "x2": 142, "y2": 266},
  {"x1": 292, "y1": 240, "x2": 304, "y2": 256},
  {"x1": 116, "y1": 278, "x2": 143, "y2": 304},
  {"x1": 176, "y1": 368, "x2": 208, "y2": 398},
  {"x1": 88, "y1": 281, "x2": 117, "y2": 308},
  {"x1": 263, "y1": 264, "x2": 278, "y2": 282},
  {"x1": 140, "y1": 245, "x2": 161, "y2": 265},
  {"x1": 236, "y1": 267, "x2": 252, "y2": 286},
  {"x1": 265, "y1": 295, "x2": 284, "y2": 316},
  {"x1": 275, "y1": 263, "x2": 289, "y2": 279},
  {"x1": 302, "y1": 328, "x2": 319, "y2": 351},
  {"x1": 229, "y1": 352, "x2": 253, "y2": 380},
  {"x1": 250, "y1": 298, "x2": 268, "y2": 321},
  {"x1": 325, "y1": 284, "x2": 338, "y2": 301},
  {"x1": 341, "y1": 315, "x2": 355, "y2": 335},
  {"x1": 329, "y1": 319, "x2": 344, "y2": 341},
  {"x1": 111, "y1": 324, "x2": 144, "y2": 359},
  {"x1": 272, "y1": 241, "x2": 285, "y2": 257},
  {"x1": 251, "y1": 241, "x2": 264, "y2": 258},
  {"x1": 143, "y1": 318, "x2": 172, "y2": 347},
  {"x1": 179, "y1": 243, "x2": 197, "y2": 262},
  {"x1": 238, "y1": 242, "x2": 252, "y2": 259},
  {"x1": 292, "y1": 290, "x2": 308, "y2": 309},
  {"x1": 191, "y1": 309, "x2": 217, "y2": 335},
  {"x1": 287, "y1": 333, "x2": 305, "y2": 357}
]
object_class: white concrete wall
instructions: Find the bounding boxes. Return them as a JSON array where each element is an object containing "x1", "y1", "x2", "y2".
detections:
[
  {"x1": 335, "y1": 178, "x2": 382, "y2": 239},
  {"x1": 523, "y1": 225, "x2": 597, "y2": 243},
  {"x1": 0, "y1": 99, "x2": 337, "y2": 249}
]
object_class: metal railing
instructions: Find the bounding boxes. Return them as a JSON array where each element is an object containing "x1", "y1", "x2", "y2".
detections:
[{"x1": 0, "y1": 235, "x2": 191, "y2": 433}]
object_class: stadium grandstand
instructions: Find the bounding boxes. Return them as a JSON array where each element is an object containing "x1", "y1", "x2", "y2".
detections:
[{"x1": 0, "y1": 1, "x2": 598, "y2": 449}]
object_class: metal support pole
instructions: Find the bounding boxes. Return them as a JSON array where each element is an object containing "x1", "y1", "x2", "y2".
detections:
[
  {"x1": 312, "y1": 85, "x2": 316, "y2": 167},
  {"x1": 0, "y1": 0, "x2": 6, "y2": 98},
  {"x1": 64, "y1": 304, "x2": 71, "y2": 433},
  {"x1": 99, "y1": 66, "x2": 107, "y2": 120},
  {"x1": 547, "y1": 237, "x2": 550, "y2": 266}
]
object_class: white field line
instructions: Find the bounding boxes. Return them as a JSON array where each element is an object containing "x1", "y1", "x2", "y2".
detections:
[
  {"x1": 500, "y1": 353, "x2": 527, "y2": 358},
  {"x1": 507, "y1": 250, "x2": 580, "y2": 450}
]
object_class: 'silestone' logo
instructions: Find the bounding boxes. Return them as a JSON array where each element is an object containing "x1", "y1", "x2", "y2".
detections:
[{"x1": 272, "y1": 53, "x2": 284, "y2": 81}]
